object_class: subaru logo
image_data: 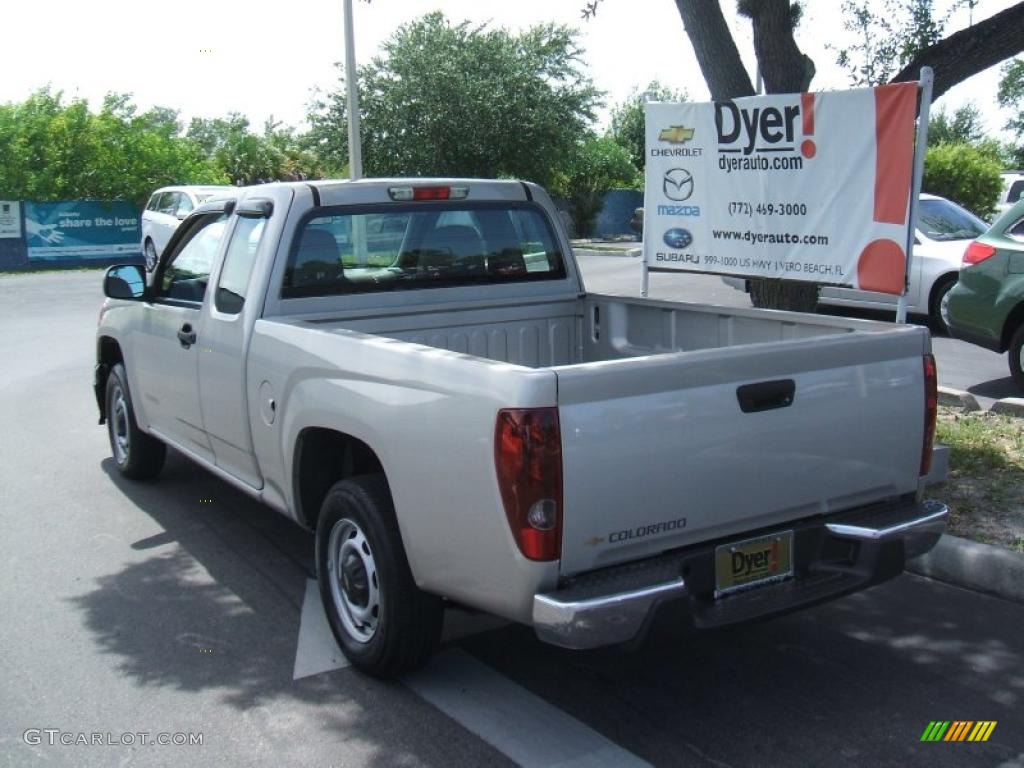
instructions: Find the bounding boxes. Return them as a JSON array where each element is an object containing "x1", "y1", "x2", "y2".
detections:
[
  {"x1": 663, "y1": 228, "x2": 693, "y2": 249},
  {"x1": 663, "y1": 168, "x2": 694, "y2": 202}
]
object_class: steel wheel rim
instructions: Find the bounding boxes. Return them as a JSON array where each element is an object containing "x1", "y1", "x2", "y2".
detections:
[
  {"x1": 110, "y1": 384, "x2": 130, "y2": 465},
  {"x1": 144, "y1": 242, "x2": 157, "y2": 271},
  {"x1": 1018, "y1": 344, "x2": 1024, "y2": 376},
  {"x1": 327, "y1": 517, "x2": 380, "y2": 643}
]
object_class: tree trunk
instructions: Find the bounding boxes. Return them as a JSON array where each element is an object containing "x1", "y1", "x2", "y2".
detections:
[
  {"x1": 673, "y1": 0, "x2": 754, "y2": 100},
  {"x1": 891, "y1": 1, "x2": 1024, "y2": 99},
  {"x1": 750, "y1": 279, "x2": 819, "y2": 312},
  {"x1": 740, "y1": 0, "x2": 815, "y2": 93}
]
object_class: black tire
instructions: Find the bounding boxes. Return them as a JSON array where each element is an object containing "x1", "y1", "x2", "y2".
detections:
[
  {"x1": 929, "y1": 275, "x2": 957, "y2": 335},
  {"x1": 316, "y1": 475, "x2": 443, "y2": 678},
  {"x1": 1009, "y1": 324, "x2": 1024, "y2": 392},
  {"x1": 105, "y1": 362, "x2": 166, "y2": 480}
]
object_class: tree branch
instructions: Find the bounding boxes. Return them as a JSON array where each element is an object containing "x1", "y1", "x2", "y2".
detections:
[
  {"x1": 674, "y1": 0, "x2": 754, "y2": 100},
  {"x1": 891, "y1": 1, "x2": 1024, "y2": 99}
]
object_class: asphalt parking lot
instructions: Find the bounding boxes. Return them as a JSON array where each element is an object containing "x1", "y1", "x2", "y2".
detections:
[{"x1": 1, "y1": 268, "x2": 1022, "y2": 768}]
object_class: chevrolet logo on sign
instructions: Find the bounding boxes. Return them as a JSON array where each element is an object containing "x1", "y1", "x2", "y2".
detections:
[{"x1": 659, "y1": 125, "x2": 695, "y2": 143}]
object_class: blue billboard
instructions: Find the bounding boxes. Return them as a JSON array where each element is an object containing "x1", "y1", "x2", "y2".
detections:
[{"x1": 25, "y1": 201, "x2": 141, "y2": 262}]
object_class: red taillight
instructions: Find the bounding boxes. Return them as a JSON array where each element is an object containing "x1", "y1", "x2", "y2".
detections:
[
  {"x1": 921, "y1": 354, "x2": 938, "y2": 476},
  {"x1": 413, "y1": 186, "x2": 451, "y2": 201},
  {"x1": 963, "y1": 241, "x2": 996, "y2": 265},
  {"x1": 494, "y1": 408, "x2": 562, "y2": 561}
]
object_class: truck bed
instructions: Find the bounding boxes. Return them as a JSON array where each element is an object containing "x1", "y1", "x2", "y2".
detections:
[
  {"x1": 299, "y1": 292, "x2": 887, "y2": 367},
  {"x1": 288, "y1": 293, "x2": 928, "y2": 576}
]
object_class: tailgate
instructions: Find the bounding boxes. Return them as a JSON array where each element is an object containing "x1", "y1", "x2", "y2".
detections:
[{"x1": 555, "y1": 329, "x2": 929, "y2": 576}]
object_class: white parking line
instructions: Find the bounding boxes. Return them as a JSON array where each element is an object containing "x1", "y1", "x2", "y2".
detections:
[
  {"x1": 405, "y1": 648, "x2": 652, "y2": 768},
  {"x1": 296, "y1": 581, "x2": 650, "y2": 766}
]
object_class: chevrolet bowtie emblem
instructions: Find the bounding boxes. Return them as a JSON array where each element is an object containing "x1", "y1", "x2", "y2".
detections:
[
  {"x1": 659, "y1": 125, "x2": 695, "y2": 143},
  {"x1": 584, "y1": 536, "x2": 605, "y2": 547}
]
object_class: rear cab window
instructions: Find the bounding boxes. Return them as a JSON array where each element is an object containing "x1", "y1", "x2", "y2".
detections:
[{"x1": 282, "y1": 202, "x2": 566, "y2": 298}]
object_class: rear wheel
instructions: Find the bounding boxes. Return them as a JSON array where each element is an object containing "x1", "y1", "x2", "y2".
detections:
[
  {"x1": 144, "y1": 239, "x2": 158, "y2": 271},
  {"x1": 929, "y1": 276, "x2": 957, "y2": 335},
  {"x1": 1009, "y1": 324, "x2": 1024, "y2": 391},
  {"x1": 316, "y1": 475, "x2": 443, "y2": 678},
  {"x1": 105, "y1": 363, "x2": 165, "y2": 479}
]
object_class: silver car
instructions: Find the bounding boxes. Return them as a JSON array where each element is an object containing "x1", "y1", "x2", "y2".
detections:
[
  {"x1": 141, "y1": 185, "x2": 233, "y2": 270},
  {"x1": 722, "y1": 193, "x2": 987, "y2": 332}
]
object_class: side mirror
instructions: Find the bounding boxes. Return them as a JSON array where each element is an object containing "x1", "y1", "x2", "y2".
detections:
[
  {"x1": 176, "y1": 210, "x2": 188, "y2": 220},
  {"x1": 104, "y1": 264, "x2": 146, "y2": 300}
]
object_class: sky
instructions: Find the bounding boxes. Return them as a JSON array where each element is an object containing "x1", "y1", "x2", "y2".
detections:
[{"x1": 0, "y1": 0, "x2": 1017, "y2": 138}]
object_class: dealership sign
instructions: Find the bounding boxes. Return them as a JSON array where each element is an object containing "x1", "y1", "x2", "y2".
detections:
[
  {"x1": 0, "y1": 201, "x2": 20, "y2": 239},
  {"x1": 25, "y1": 201, "x2": 141, "y2": 262},
  {"x1": 643, "y1": 83, "x2": 920, "y2": 295}
]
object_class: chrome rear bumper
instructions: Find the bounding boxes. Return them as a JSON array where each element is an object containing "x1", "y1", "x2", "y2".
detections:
[{"x1": 533, "y1": 499, "x2": 947, "y2": 650}]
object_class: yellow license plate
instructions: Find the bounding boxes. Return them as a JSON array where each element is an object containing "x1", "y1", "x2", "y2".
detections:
[{"x1": 715, "y1": 531, "x2": 793, "y2": 597}]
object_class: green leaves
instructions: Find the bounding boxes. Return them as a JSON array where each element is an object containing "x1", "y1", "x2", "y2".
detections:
[
  {"x1": 998, "y1": 58, "x2": 1024, "y2": 142},
  {"x1": 550, "y1": 136, "x2": 639, "y2": 236},
  {"x1": 607, "y1": 82, "x2": 688, "y2": 171},
  {"x1": 923, "y1": 142, "x2": 1003, "y2": 219},
  {"x1": 0, "y1": 87, "x2": 227, "y2": 208},
  {"x1": 307, "y1": 12, "x2": 602, "y2": 188}
]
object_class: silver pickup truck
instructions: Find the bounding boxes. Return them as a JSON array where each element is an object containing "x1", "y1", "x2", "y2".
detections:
[{"x1": 95, "y1": 178, "x2": 947, "y2": 678}]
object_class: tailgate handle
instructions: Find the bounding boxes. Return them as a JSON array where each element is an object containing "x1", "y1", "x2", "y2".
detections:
[{"x1": 737, "y1": 379, "x2": 795, "y2": 413}]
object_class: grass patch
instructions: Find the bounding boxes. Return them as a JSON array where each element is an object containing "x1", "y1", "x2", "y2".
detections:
[{"x1": 931, "y1": 407, "x2": 1024, "y2": 552}]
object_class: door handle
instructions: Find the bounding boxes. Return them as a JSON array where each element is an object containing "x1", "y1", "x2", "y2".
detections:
[
  {"x1": 177, "y1": 323, "x2": 197, "y2": 348},
  {"x1": 737, "y1": 379, "x2": 796, "y2": 413}
]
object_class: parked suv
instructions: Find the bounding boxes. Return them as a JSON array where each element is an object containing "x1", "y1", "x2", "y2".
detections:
[
  {"x1": 944, "y1": 197, "x2": 1024, "y2": 390},
  {"x1": 141, "y1": 185, "x2": 232, "y2": 270},
  {"x1": 997, "y1": 171, "x2": 1024, "y2": 216}
]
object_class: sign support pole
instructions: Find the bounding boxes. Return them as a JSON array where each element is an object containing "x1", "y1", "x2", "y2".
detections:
[{"x1": 896, "y1": 67, "x2": 933, "y2": 324}]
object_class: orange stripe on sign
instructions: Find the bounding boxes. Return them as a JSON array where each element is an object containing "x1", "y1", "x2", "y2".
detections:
[{"x1": 873, "y1": 82, "x2": 918, "y2": 225}]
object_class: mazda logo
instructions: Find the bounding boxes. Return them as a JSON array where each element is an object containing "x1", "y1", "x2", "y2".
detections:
[{"x1": 664, "y1": 168, "x2": 694, "y2": 201}]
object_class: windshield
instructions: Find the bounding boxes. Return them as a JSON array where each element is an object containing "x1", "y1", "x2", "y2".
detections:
[
  {"x1": 282, "y1": 202, "x2": 566, "y2": 297},
  {"x1": 916, "y1": 198, "x2": 987, "y2": 242}
]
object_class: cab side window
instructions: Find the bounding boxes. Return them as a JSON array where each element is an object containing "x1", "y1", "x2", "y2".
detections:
[
  {"x1": 155, "y1": 213, "x2": 229, "y2": 303},
  {"x1": 216, "y1": 216, "x2": 266, "y2": 314}
]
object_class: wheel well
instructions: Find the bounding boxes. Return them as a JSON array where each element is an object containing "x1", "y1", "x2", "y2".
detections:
[
  {"x1": 95, "y1": 337, "x2": 124, "y2": 422},
  {"x1": 294, "y1": 428, "x2": 385, "y2": 530},
  {"x1": 98, "y1": 336, "x2": 123, "y2": 365},
  {"x1": 1002, "y1": 301, "x2": 1024, "y2": 352},
  {"x1": 928, "y1": 273, "x2": 957, "y2": 312}
]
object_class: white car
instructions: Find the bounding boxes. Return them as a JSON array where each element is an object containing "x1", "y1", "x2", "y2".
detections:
[
  {"x1": 723, "y1": 193, "x2": 987, "y2": 331},
  {"x1": 997, "y1": 171, "x2": 1024, "y2": 216},
  {"x1": 141, "y1": 185, "x2": 233, "y2": 270}
]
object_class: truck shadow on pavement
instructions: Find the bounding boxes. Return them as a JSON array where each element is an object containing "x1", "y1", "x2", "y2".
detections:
[
  {"x1": 74, "y1": 452, "x2": 1024, "y2": 768},
  {"x1": 967, "y1": 376, "x2": 1020, "y2": 401},
  {"x1": 70, "y1": 452, "x2": 509, "y2": 767}
]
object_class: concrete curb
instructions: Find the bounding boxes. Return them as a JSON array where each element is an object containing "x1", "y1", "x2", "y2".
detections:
[
  {"x1": 937, "y1": 386, "x2": 980, "y2": 412},
  {"x1": 991, "y1": 397, "x2": 1024, "y2": 417},
  {"x1": 938, "y1": 385, "x2": 1022, "y2": 417},
  {"x1": 907, "y1": 534, "x2": 1024, "y2": 603}
]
